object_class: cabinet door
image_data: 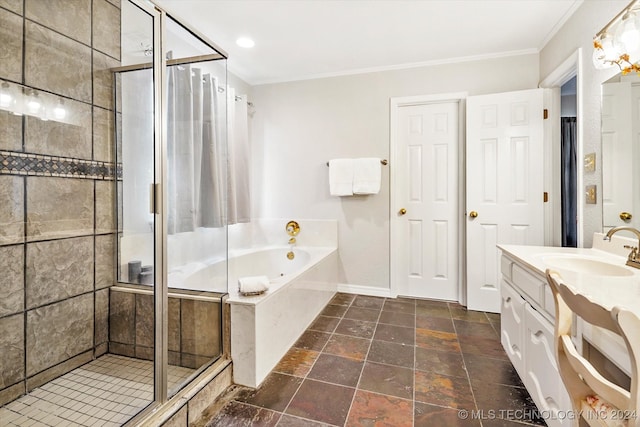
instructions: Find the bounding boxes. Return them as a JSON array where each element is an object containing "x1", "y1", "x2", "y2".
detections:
[
  {"x1": 500, "y1": 280, "x2": 526, "y2": 376},
  {"x1": 524, "y1": 304, "x2": 572, "y2": 427}
]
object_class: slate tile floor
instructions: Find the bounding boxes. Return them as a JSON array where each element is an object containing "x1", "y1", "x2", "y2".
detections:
[{"x1": 205, "y1": 294, "x2": 546, "y2": 427}]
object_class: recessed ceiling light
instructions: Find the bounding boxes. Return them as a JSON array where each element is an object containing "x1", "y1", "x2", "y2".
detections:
[{"x1": 236, "y1": 37, "x2": 255, "y2": 48}]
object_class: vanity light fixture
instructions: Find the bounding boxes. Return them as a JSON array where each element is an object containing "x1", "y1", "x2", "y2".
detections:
[
  {"x1": 593, "y1": 0, "x2": 640, "y2": 74},
  {"x1": 236, "y1": 37, "x2": 255, "y2": 48},
  {"x1": 0, "y1": 79, "x2": 75, "y2": 124}
]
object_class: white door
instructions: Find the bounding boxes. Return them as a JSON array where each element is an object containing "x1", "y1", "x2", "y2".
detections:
[
  {"x1": 466, "y1": 89, "x2": 544, "y2": 312},
  {"x1": 392, "y1": 100, "x2": 459, "y2": 301},
  {"x1": 602, "y1": 81, "x2": 633, "y2": 229}
]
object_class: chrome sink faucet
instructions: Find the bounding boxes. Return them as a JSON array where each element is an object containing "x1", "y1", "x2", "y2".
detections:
[{"x1": 604, "y1": 226, "x2": 640, "y2": 269}]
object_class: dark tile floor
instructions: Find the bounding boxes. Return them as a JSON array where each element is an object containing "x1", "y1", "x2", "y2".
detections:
[{"x1": 204, "y1": 294, "x2": 546, "y2": 427}]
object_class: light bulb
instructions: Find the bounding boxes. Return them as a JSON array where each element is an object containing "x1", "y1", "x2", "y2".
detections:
[
  {"x1": 0, "y1": 82, "x2": 13, "y2": 109},
  {"x1": 53, "y1": 98, "x2": 66, "y2": 120},
  {"x1": 0, "y1": 93, "x2": 12, "y2": 108},
  {"x1": 593, "y1": 32, "x2": 622, "y2": 69},
  {"x1": 27, "y1": 91, "x2": 41, "y2": 114},
  {"x1": 615, "y1": 10, "x2": 640, "y2": 53}
]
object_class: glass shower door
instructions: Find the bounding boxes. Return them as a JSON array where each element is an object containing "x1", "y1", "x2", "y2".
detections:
[
  {"x1": 163, "y1": 16, "x2": 229, "y2": 397},
  {"x1": 113, "y1": 0, "x2": 159, "y2": 416},
  {"x1": 115, "y1": 1, "x2": 229, "y2": 419}
]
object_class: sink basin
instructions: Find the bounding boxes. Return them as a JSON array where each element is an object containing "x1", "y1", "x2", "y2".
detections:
[{"x1": 541, "y1": 255, "x2": 634, "y2": 277}]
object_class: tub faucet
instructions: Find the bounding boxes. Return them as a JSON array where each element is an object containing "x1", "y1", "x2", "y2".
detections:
[{"x1": 604, "y1": 226, "x2": 640, "y2": 269}]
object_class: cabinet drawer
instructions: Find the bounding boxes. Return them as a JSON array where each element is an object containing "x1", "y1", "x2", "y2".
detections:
[
  {"x1": 500, "y1": 256, "x2": 513, "y2": 281},
  {"x1": 501, "y1": 280, "x2": 525, "y2": 376},
  {"x1": 512, "y1": 263, "x2": 544, "y2": 304},
  {"x1": 524, "y1": 304, "x2": 571, "y2": 427}
]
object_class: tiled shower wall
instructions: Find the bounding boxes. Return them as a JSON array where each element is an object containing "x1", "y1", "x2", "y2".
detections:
[
  {"x1": 109, "y1": 289, "x2": 221, "y2": 370},
  {"x1": 0, "y1": 0, "x2": 121, "y2": 406}
]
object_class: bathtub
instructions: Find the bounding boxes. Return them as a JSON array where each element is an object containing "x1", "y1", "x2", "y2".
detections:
[
  {"x1": 168, "y1": 246, "x2": 320, "y2": 295},
  {"x1": 168, "y1": 245, "x2": 338, "y2": 388},
  {"x1": 226, "y1": 246, "x2": 338, "y2": 388}
]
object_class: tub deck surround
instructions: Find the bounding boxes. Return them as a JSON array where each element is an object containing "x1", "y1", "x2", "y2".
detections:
[
  {"x1": 229, "y1": 248, "x2": 339, "y2": 388},
  {"x1": 498, "y1": 232, "x2": 640, "y2": 377}
]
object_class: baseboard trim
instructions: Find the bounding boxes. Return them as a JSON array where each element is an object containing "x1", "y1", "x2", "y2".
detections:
[{"x1": 337, "y1": 283, "x2": 393, "y2": 298}]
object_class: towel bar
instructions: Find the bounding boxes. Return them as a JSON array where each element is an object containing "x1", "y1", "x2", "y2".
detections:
[{"x1": 326, "y1": 159, "x2": 388, "y2": 166}]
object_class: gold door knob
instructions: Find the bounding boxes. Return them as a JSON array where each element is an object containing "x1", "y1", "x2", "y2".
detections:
[
  {"x1": 620, "y1": 212, "x2": 633, "y2": 221},
  {"x1": 399, "y1": 208, "x2": 407, "y2": 215},
  {"x1": 469, "y1": 211, "x2": 478, "y2": 218}
]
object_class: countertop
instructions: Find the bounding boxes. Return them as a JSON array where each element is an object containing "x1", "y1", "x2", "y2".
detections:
[
  {"x1": 498, "y1": 234, "x2": 640, "y2": 317},
  {"x1": 498, "y1": 232, "x2": 640, "y2": 375}
]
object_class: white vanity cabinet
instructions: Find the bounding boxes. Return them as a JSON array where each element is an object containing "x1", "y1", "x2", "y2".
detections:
[{"x1": 500, "y1": 254, "x2": 572, "y2": 427}]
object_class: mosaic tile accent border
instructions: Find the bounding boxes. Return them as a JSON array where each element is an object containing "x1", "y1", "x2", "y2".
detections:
[{"x1": 0, "y1": 151, "x2": 121, "y2": 180}]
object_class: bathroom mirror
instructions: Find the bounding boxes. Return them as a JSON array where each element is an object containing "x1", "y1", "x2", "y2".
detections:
[{"x1": 601, "y1": 72, "x2": 640, "y2": 232}]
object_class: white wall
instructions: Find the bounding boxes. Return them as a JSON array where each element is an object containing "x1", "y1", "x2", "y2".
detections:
[
  {"x1": 539, "y1": 0, "x2": 629, "y2": 247},
  {"x1": 250, "y1": 54, "x2": 540, "y2": 290}
]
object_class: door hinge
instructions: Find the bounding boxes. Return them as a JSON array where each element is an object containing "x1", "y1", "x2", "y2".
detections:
[
  {"x1": 543, "y1": 192, "x2": 548, "y2": 203},
  {"x1": 543, "y1": 109, "x2": 548, "y2": 119}
]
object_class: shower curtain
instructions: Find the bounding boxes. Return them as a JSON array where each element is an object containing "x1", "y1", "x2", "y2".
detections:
[
  {"x1": 227, "y1": 87, "x2": 251, "y2": 224},
  {"x1": 561, "y1": 117, "x2": 577, "y2": 247},
  {"x1": 166, "y1": 63, "x2": 250, "y2": 234}
]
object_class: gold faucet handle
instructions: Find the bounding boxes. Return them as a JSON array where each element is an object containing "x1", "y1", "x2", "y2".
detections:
[{"x1": 624, "y1": 245, "x2": 639, "y2": 260}]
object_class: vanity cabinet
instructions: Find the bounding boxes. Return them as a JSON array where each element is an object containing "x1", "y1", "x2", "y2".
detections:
[{"x1": 500, "y1": 254, "x2": 572, "y2": 427}]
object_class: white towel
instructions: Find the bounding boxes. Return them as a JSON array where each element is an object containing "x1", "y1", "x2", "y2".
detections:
[
  {"x1": 329, "y1": 159, "x2": 354, "y2": 196},
  {"x1": 353, "y1": 158, "x2": 381, "y2": 194},
  {"x1": 238, "y1": 275, "x2": 269, "y2": 295}
]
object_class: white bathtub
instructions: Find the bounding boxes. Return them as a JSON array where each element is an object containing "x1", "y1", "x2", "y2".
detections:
[
  {"x1": 226, "y1": 246, "x2": 338, "y2": 388},
  {"x1": 168, "y1": 246, "x2": 315, "y2": 295},
  {"x1": 168, "y1": 245, "x2": 338, "y2": 388}
]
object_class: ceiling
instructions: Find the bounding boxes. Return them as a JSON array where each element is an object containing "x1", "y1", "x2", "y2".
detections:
[{"x1": 155, "y1": 0, "x2": 584, "y2": 86}]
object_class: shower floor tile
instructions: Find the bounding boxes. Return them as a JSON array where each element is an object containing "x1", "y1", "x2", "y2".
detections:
[{"x1": 1, "y1": 355, "x2": 194, "y2": 427}]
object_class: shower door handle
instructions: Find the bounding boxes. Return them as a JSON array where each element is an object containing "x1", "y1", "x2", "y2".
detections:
[{"x1": 150, "y1": 183, "x2": 160, "y2": 214}]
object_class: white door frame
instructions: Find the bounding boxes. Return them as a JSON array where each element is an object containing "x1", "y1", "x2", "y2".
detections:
[
  {"x1": 390, "y1": 92, "x2": 467, "y2": 302},
  {"x1": 539, "y1": 48, "x2": 584, "y2": 247}
]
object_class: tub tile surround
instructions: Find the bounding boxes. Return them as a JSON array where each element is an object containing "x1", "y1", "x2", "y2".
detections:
[
  {"x1": 230, "y1": 218, "x2": 339, "y2": 249},
  {"x1": 0, "y1": 0, "x2": 120, "y2": 407}
]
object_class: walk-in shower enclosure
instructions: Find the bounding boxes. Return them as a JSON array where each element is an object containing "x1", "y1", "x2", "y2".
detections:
[
  {"x1": 113, "y1": 0, "x2": 229, "y2": 418},
  {"x1": 0, "y1": 0, "x2": 229, "y2": 424}
]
